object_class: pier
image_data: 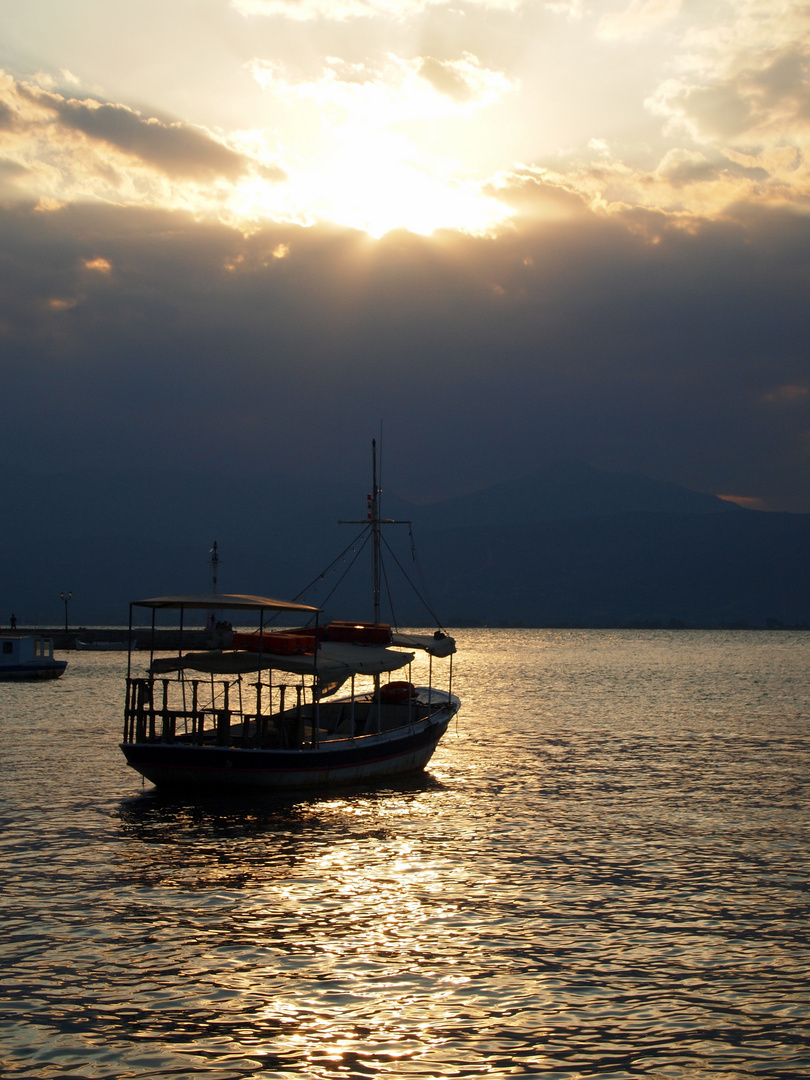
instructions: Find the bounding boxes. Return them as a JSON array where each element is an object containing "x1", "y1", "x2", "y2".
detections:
[{"x1": 17, "y1": 628, "x2": 218, "y2": 651}]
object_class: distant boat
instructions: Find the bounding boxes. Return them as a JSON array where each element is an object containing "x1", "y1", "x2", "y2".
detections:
[
  {"x1": 119, "y1": 442, "x2": 460, "y2": 792},
  {"x1": 0, "y1": 636, "x2": 67, "y2": 680},
  {"x1": 75, "y1": 639, "x2": 138, "y2": 651}
]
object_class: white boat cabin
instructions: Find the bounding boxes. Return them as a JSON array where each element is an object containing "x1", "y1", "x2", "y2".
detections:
[{"x1": 0, "y1": 635, "x2": 68, "y2": 679}]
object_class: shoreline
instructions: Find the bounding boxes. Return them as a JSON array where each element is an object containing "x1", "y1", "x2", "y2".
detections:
[
  {"x1": 3, "y1": 628, "x2": 221, "y2": 651},
  {"x1": 3, "y1": 623, "x2": 808, "y2": 650}
]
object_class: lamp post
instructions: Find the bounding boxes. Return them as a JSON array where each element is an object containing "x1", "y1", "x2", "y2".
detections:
[{"x1": 60, "y1": 591, "x2": 72, "y2": 633}]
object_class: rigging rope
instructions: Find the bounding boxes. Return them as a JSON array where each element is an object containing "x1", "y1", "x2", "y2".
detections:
[
  {"x1": 406, "y1": 523, "x2": 443, "y2": 627},
  {"x1": 379, "y1": 531, "x2": 446, "y2": 629},
  {"x1": 380, "y1": 557, "x2": 398, "y2": 631},
  {"x1": 292, "y1": 525, "x2": 369, "y2": 605},
  {"x1": 263, "y1": 516, "x2": 446, "y2": 630},
  {"x1": 312, "y1": 533, "x2": 372, "y2": 612}
]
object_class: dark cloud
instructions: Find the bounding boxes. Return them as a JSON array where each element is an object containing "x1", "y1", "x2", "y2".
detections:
[
  {"x1": 0, "y1": 98, "x2": 15, "y2": 129},
  {"x1": 681, "y1": 82, "x2": 753, "y2": 139},
  {"x1": 488, "y1": 173, "x2": 589, "y2": 218},
  {"x1": 20, "y1": 85, "x2": 246, "y2": 180},
  {"x1": 0, "y1": 198, "x2": 808, "y2": 511},
  {"x1": 749, "y1": 44, "x2": 810, "y2": 113},
  {"x1": 655, "y1": 151, "x2": 769, "y2": 189},
  {"x1": 656, "y1": 153, "x2": 720, "y2": 187},
  {"x1": 256, "y1": 161, "x2": 288, "y2": 183},
  {"x1": 677, "y1": 44, "x2": 810, "y2": 141},
  {"x1": 418, "y1": 58, "x2": 473, "y2": 102},
  {"x1": 0, "y1": 156, "x2": 29, "y2": 193}
]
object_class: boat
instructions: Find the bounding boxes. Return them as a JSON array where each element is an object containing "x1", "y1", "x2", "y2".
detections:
[
  {"x1": 119, "y1": 444, "x2": 460, "y2": 791},
  {"x1": 76, "y1": 639, "x2": 139, "y2": 651},
  {"x1": 0, "y1": 636, "x2": 67, "y2": 680}
]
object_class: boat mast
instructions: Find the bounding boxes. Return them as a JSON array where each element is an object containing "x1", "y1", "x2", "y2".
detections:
[
  {"x1": 338, "y1": 437, "x2": 410, "y2": 625},
  {"x1": 371, "y1": 440, "x2": 381, "y2": 625}
]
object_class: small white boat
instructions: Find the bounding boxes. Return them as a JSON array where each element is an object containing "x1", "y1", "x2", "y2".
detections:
[
  {"x1": 119, "y1": 443, "x2": 460, "y2": 792},
  {"x1": 76, "y1": 639, "x2": 138, "y2": 651},
  {"x1": 0, "y1": 636, "x2": 67, "y2": 680}
]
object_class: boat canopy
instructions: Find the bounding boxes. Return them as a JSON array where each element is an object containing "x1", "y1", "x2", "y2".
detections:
[
  {"x1": 151, "y1": 641, "x2": 413, "y2": 677},
  {"x1": 391, "y1": 631, "x2": 456, "y2": 658},
  {"x1": 132, "y1": 593, "x2": 319, "y2": 613},
  {"x1": 149, "y1": 641, "x2": 415, "y2": 698}
]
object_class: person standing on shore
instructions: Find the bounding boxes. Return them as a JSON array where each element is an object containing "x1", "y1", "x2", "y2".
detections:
[{"x1": 10, "y1": 613, "x2": 17, "y2": 631}]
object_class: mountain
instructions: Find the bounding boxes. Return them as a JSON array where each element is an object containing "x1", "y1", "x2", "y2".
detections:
[
  {"x1": 417, "y1": 510, "x2": 810, "y2": 628},
  {"x1": 408, "y1": 459, "x2": 737, "y2": 531},
  {"x1": 0, "y1": 460, "x2": 806, "y2": 627}
]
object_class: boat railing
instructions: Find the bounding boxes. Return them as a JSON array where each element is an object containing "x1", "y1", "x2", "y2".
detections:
[
  {"x1": 123, "y1": 676, "x2": 317, "y2": 749},
  {"x1": 123, "y1": 668, "x2": 453, "y2": 749}
]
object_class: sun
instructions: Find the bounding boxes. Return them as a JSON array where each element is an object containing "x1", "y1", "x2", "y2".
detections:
[
  {"x1": 230, "y1": 127, "x2": 512, "y2": 238},
  {"x1": 230, "y1": 54, "x2": 516, "y2": 238},
  {"x1": 301, "y1": 133, "x2": 511, "y2": 237}
]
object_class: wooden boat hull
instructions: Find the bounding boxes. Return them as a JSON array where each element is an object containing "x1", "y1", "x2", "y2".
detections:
[{"x1": 120, "y1": 709, "x2": 454, "y2": 791}]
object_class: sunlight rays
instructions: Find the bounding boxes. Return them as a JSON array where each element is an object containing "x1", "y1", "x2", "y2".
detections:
[
  {"x1": 241, "y1": 52, "x2": 517, "y2": 234},
  {"x1": 0, "y1": 2, "x2": 808, "y2": 238}
]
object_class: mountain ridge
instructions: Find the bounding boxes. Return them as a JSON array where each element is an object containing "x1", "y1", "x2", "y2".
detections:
[
  {"x1": 403, "y1": 459, "x2": 738, "y2": 532},
  {"x1": 1, "y1": 460, "x2": 805, "y2": 626}
]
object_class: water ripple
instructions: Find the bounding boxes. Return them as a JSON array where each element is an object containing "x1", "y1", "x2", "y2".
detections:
[{"x1": 1, "y1": 633, "x2": 809, "y2": 1078}]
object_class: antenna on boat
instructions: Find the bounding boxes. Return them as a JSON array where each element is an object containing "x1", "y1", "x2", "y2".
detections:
[
  {"x1": 210, "y1": 541, "x2": 219, "y2": 594},
  {"x1": 207, "y1": 541, "x2": 219, "y2": 632}
]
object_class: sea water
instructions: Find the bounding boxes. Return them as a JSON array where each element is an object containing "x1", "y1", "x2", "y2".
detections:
[{"x1": 1, "y1": 629, "x2": 808, "y2": 1079}]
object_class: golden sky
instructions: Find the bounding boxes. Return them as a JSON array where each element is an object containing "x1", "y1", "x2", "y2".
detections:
[{"x1": 1, "y1": 0, "x2": 807, "y2": 235}]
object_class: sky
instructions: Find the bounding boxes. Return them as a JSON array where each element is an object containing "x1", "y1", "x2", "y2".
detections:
[{"x1": 0, "y1": 0, "x2": 808, "y2": 510}]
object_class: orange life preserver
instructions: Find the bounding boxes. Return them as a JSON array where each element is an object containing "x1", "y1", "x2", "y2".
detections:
[{"x1": 380, "y1": 680, "x2": 416, "y2": 703}]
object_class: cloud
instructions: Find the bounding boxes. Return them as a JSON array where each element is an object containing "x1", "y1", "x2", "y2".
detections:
[
  {"x1": 648, "y1": 43, "x2": 810, "y2": 145},
  {"x1": 760, "y1": 384, "x2": 810, "y2": 406},
  {"x1": 598, "y1": 0, "x2": 683, "y2": 41},
  {"x1": 717, "y1": 494, "x2": 773, "y2": 511},
  {"x1": 641, "y1": 3, "x2": 810, "y2": 163},
  {"x1": 0, "y1": 97, "x2": 15, "y2": 130},
  {"x1": 503, "y1": 17, "x2": 808, "y2": 223},
  {"x1": 0, "y1": 61, "x2": 515, "y2": 238},
  {"x1": 0, "y1": 71, "x2": 293, "y2": 225},
  {"x1": 544, "y1": 1, "x2": 584, "y2": 19},
  {"x1": 486, "y1": 170, "x2": 590, "y2": 220},
  {"x1": 418, "y1": 57, "x2": 479, "y2": 103},
  {"x1": 1, "y1": 0, "x2": 808, "y2": 242},
  {"x1": 0, "y1": 0, "x2": 806, "y2": 559},
  {"x1": 231, "y1": 0, "x2": 519, "y2": 20},
  {"x1": 502, "y1": 2, "x2": 798, "y2": 223},
  {"x1": 249, "y1": 52, "x2": 514, "y2": 118},
  {"x1": 19, "y1": 84, "x2": 246, "y2": 181},
  {"x1": 653, "y1": 148, "x2": 720, "y2": 187},
  {"x1": 82, "y1": 256, "x2": 112, "y2": 273},
  {"x1": 1, "y1": 196, "x2": 808, "y2": 509}
]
